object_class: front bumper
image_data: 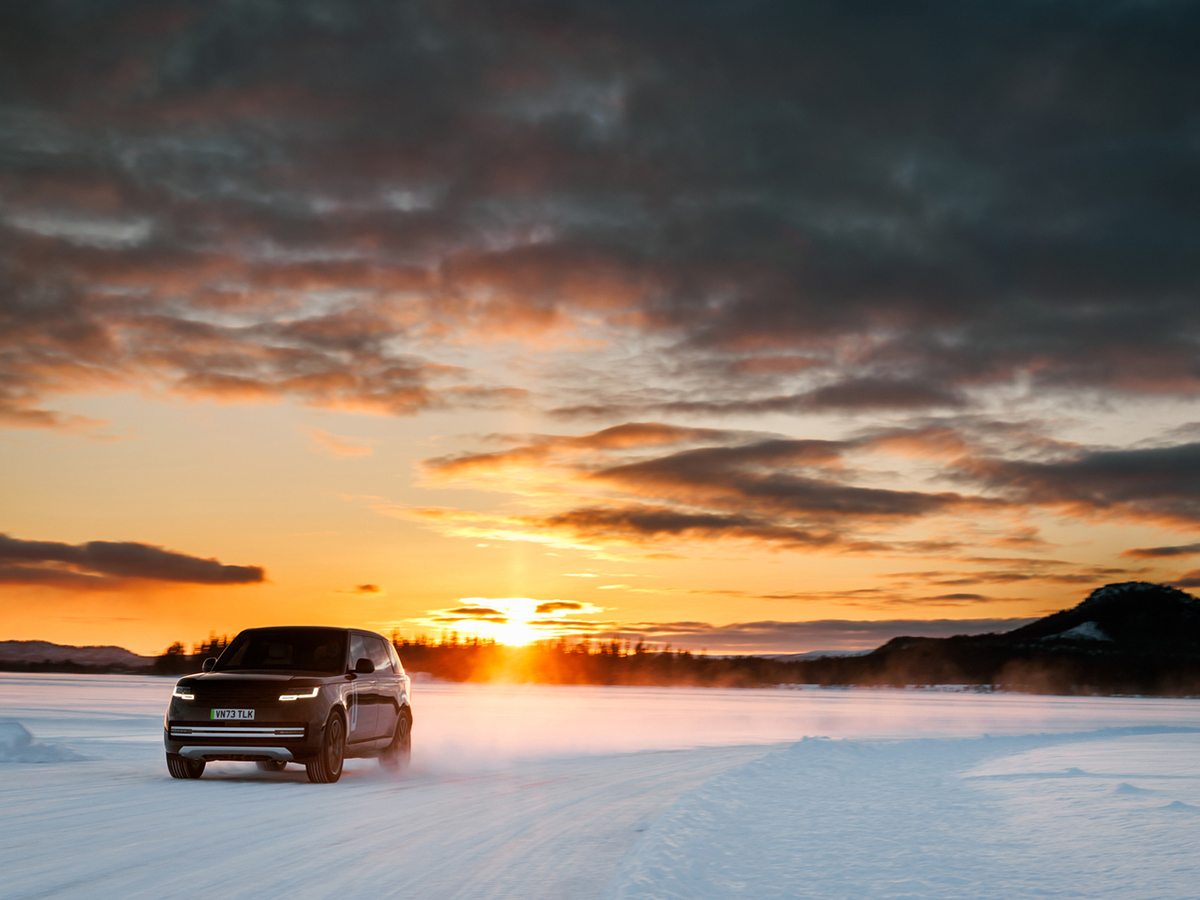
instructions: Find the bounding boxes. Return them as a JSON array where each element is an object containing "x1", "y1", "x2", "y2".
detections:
[
  {"x1": 177, "y1": 745, "x2": 297, "y2": 762},
  {"x1": 164, "y1": 721, "x2": 320, "y2": 760}
]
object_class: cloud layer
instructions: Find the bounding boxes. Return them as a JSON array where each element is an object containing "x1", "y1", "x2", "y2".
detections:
[{"x1": 1, "y1": 0, "x2": 1198, "y2": 427}]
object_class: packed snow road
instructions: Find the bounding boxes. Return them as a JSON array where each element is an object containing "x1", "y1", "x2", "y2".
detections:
[{"x1": 3, "y1": 674, "x2": 1200, "y2": 899}]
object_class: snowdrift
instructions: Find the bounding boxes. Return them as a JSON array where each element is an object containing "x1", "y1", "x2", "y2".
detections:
[{"x1": 0, "y1": 719, "x2": 84, "y2": 763}]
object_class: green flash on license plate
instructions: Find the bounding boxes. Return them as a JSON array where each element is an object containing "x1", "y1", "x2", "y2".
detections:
[{"x1": 210, "y1": 708, "x2": 255, "y2": 720}]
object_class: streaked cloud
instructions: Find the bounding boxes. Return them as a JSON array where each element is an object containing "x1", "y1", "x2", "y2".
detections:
[
  {"x1": 0, "y1": 533, "x2": 264, "y2": 590},
  {"x1": 957, "y1": 442, "x2": 1200, "y2": 529},
  {"x1": 1124, "y1": 543, "x2": 1200, "y2": 559}
]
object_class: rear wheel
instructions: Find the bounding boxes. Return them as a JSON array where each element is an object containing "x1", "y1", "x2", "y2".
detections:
[
  {"x1": 305, "y1": 712, "x2": 345, "y2": 784},
  {"x1": 380, "y1": 711, "x2": 412, "y2": 771},
  {"x1": 166, "y1": 753, "x2": 205, "y2": 779},
  {"x1": 255, "y1": 759, "x2": 287, "y2": 772}
]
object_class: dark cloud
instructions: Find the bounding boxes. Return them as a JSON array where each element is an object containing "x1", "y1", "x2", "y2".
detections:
[
  {"x1": 958, "y1": 442, "x2": 1200, "y2": 528},
  {"x1": 443, "y1": 606, "x2": 507, "y2": 618},
  {"x1": 354, "y1": 583, "x2": 381, "y2": 593},
  {"x1": 889, "y1": 558, "x2": 1140, "y2": 589},
  {"x1": 538, "y1": 505, "x2": 843, "y2": 549},
  {"x1": 1171, "y1": 571, "x2": 1200, "y2": 589},
  {"x1": 802, "y1": 378, "x2": 968, "y2": 411},
  {"x1": 1, "y1": 0, "x2": 1198, "y2": 427},
  {"x1": 430, "y1": 604, "x2": 512, "y2": 624},
  {"x1": 425, "y1": 422, "x2": 748, "y2": 477},
  {"x1": 593, "y1": 440, "x2": 981, "y2": 520},
  {"x1": 0, "y1": 533, "x2": 264, "y2": 588},
  {"x1": 535, "y1": 600, "x2": 585, "y2": 614},
  {"x1": 1123, "y1": 543, "x2": 1200, "y2": 559},
  {"x1": 554, "y1": 380, "x2": 968, "y2": 419}
]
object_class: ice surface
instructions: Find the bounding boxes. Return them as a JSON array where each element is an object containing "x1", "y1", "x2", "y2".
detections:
[{"x1": 2, "y1": 673, "x2": 1199, "y2": 899}]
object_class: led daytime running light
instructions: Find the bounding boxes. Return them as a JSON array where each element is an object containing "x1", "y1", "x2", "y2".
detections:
[
  {"x1": 279, "y1": 686, "x2": 320, "y2": 701},
  {"x1": 172, "y1": 685, "x2": 195, "y2": 700}
]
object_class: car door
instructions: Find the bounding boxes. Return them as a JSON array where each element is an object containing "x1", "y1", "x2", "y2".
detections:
[
  {"x1": 346, "y1": 633, "x2": 377, "y2": 743},
  {"x1": 366, "y1": 636, "x2": 398, "y2": 742}
]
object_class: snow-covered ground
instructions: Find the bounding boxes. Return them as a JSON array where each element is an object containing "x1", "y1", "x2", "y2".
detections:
[{"x1": 3, "y1": 674, "x2": 1200, "y2": 899}]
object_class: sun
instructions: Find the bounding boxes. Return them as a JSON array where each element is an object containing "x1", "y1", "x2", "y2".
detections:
[{"x1": 406, "y1": 597, "x2": 597, "y2": 646}]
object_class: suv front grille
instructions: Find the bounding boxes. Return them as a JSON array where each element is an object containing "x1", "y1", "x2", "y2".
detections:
[{"x1": 193, "y1": 686, "x2": 284, "y2": 704}]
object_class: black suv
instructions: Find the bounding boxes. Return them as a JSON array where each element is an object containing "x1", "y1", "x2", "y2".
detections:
[{"x1": 164, "y1": 626, "x2": 412, "y2": 783}]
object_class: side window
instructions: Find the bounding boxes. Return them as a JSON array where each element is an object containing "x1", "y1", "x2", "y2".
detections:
[
  {"x1": 349, "y1": 634, "x2": 367, "y2": 671},
  {"x1": 367, "y1": 636, "x2": 393, "y2": 674},
  {"x1": 388, "y1": 642, "x2": 404, "y2": 675}
]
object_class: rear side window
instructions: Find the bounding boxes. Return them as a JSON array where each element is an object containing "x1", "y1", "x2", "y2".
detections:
[
  {"x1": 388, "y1": 642, "x2": 404, "y2": 675},
  {"x1": 367, "y1": 636, "x2": 393, "y2": 674},
  {"x1": 349, "y1": 634, "x2": 368, "y2": 669}
]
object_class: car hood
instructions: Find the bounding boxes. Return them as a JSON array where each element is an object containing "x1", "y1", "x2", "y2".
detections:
[{"x1": 188, "y1": 672, "x2": 336, "y2": 684}]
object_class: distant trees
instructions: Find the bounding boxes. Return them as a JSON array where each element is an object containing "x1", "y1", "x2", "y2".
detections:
[
  {"x1": 388, "y1": 633, "x2": 799, "y2": 688},
  {"x1": 153, "y1": 633, "x2": 230, "y2": 675}
]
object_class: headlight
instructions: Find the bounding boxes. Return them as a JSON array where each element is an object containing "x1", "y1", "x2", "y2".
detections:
[
  {"x1": 172, "y1": 684, "x2": 195, "y2": 700},
  {"x1": 280, "y1": 686, "x2": 320, "y2": 701}
]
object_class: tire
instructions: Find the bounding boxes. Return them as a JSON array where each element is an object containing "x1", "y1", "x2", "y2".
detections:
[
  {"x1": 379, "y1": 711, "x2": 412, "y2": 771},
  {"x1": 305, "y1": 711, "x2": 346, "y2": 784},
  {"x1": 255, "y1": 759, "x2": 287, "y2": 772},
  {"x1": 166, "y1": 753, "x2": 205, "y2": 779}
]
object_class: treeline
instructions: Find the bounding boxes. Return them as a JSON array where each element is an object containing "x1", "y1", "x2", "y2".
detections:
[
  {"x1": 146, "y1": 633, "x2": 810, "y2": 686},
  {"x1": 391, "y1": 635, "x2": 808, "y2": 687},
  {"x1": 391, "y1": 633, "x2": 1200, "y2": 694},
  {"x1": 150, "y1": 634, "x2": 232, "y2": 675}
]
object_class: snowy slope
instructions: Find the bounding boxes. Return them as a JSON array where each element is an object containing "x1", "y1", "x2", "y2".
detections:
[{"x1": 3, "y1": 674, "x2": 1200, "y2": 899}]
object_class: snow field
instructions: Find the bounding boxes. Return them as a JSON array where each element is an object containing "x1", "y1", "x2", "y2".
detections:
[
  {"x1": 3, "y1": 674, "x2": 1200, "y2": 899},
  {"x1": 606, "y1": 730, "x2": 1200, "y2": 900}
]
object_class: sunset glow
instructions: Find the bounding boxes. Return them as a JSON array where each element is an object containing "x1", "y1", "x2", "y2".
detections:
[
  {"x1": 403, "y1": 597, "x2": 604, "y2": 647},
  {"x1": 2, "y1": 1, "x2": 1199, "y2": 659}
]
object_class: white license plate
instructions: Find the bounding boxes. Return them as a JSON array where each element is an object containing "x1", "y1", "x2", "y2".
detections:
[{"x1": 210, "y1": 708, "x2": 255, "y2": 720}]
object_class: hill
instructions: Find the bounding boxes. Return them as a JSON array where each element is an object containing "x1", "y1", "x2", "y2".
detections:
[
  {"x1": 0, "y1": 640, "x2": 155, "y2": 670},
  {"x1": 808, "y1": 582, "x2": 1200, "y2": 694}
]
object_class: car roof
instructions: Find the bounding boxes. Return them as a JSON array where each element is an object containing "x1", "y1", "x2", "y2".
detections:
[{"x1": 239, "y1": 626, "x2": 388, "y2": 639}]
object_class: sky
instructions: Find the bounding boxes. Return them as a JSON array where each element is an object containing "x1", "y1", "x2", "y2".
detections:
[{"x1": 2, "y1": 0, "x2": 1199, "y2": 656}]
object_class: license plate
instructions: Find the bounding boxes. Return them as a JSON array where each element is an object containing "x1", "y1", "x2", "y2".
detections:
[{"x1": 210, "y1": 708, "x2": 255, "y2": 720}]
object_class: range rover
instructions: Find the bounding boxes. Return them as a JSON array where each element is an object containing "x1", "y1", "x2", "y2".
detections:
[{"x1": 164, "y1": 626, "x2": 412, "y2": 783}]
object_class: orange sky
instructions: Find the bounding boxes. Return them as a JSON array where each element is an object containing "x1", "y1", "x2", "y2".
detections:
[{"x1": 3, "y1": 381, "x2": 1196, "y2": 656}]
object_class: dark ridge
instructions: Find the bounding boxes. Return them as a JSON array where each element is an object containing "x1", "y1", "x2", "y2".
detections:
[
  {"x1": 832, "y1": 582, "x2": 1200, "y2": 695},
  {"x1": 1003, "y1": 581, "x2": 1200, "y2": 652}
]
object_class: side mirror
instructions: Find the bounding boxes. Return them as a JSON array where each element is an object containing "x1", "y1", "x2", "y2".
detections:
[
  {"x1": 202, "y1": 657, "x2": 216, "y2": 672},
  {"x1": 354, "y1": 657, "x2": 375, "y2": 675}
]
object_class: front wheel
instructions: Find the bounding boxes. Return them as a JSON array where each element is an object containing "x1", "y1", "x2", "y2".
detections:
[
  {"x1": 379, "y1": 711, "x2": 412, "y2": 772},
  {"x1": 305, "y1": 712, "x2": 345, "y2": 783},
  {"x1": 166, "y1": 753, "x2": 205, "y2": 779}
]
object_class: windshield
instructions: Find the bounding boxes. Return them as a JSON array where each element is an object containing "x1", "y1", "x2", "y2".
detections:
[{"x1": 214, "y1": 628, "x2": 347, "y2": 674}]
